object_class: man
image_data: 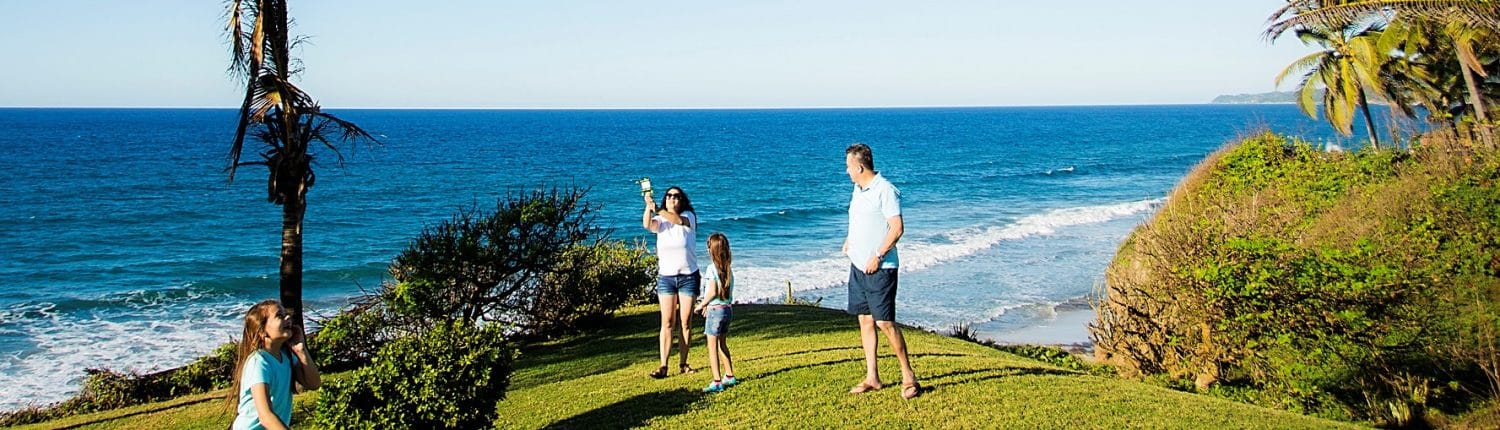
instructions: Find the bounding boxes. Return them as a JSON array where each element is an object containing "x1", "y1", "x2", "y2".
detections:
[{"x1": 842, "y1": 143, "x2": 920, "y2": 399}]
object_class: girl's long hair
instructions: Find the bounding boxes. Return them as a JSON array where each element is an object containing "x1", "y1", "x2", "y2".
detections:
[
  {"x1": 707, "y1": 232, "x2": 732, "y2": 299},
  {"x1": 660, "y1": 186, "x2": 696, "y2": 227},
  {"x1": 227, "y1": 299, "x2": 280, "y2": 411}
]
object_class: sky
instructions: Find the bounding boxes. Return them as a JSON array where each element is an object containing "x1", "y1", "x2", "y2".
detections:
[{"x1": 0, "y1": 1, "x2": 1317, "y2": 108}]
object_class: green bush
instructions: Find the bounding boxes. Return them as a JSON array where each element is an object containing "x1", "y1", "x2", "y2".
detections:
[
  {"x1": 526, "y1": 241, "x2": 657, "y2": 334},
  {"x1": 310, "y1": 301, "x2": 397, "y2": 372},
  {"x1": 314, "y1": 320, "x2": 515, "y2": 429},
  {"x1": 379, "y1": 187, "x2": 653, "y2": 338},
  {"x1": 163, "y1": 342, "x2": 237, "y2": 396},
  {"x1": 1093, "y1": 131, "x2": 1500, "y2": 425},
  {"x1": 384, "y1": 187, "x2": 596, "y2": 326}
]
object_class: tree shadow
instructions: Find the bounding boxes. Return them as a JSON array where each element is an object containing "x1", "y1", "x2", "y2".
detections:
[
  {"x1": 55, "y1": 396, "x2": 219, "y2": 430},
  {"x1": 753, "y1": 357, "x2": 862, "y2": 381},
  {"x1": 921, "y1": 366, "x2": 1083, "y2": 394},
  {"x1": 742, "y1": 345, "x2": 863, "y2": 362},
  {"x1": 539, "y1": 388, "x2": 704, "y2": 430},
  {"x1": 514, "y1": 305, "x2": 855, "y2": 389},
  {"x1": 512, "y1": 312, "x2": 662, "y2": 389},
  {"x1": 728, "y1": 305, "x2": 853, "y2": 340}
]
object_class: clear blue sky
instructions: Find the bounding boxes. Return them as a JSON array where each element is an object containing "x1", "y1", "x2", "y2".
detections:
[{"x1": 0, "y1": 1, "x2": 1315, "y2": 108}]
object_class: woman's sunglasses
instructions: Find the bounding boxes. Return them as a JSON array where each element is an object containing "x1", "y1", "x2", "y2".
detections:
[{"x1": 665, "y1": 193, "x2": 683, "y2": 199}]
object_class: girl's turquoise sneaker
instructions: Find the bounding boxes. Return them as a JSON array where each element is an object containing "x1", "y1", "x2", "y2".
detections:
[
  {"x1": 703, "y1": 381, "x2": 725, "y2": 393},
  {"x1": 722, "y1": 376, "x2": 739, "y2": 388}
]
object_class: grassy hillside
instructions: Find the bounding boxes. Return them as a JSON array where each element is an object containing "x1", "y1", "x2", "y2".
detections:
[{"x1": 20, "y1": 304, "x2": 1357, "y2": 429}]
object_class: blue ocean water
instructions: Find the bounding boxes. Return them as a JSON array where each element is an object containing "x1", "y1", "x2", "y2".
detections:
[{"x1": 0, "y1": 105, "x2": 1381, "y2": 409}]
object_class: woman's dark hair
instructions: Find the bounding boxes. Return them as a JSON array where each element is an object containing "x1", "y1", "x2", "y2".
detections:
[{"x1": 660, "y1": 186, "x2": 695, "y2": 225}]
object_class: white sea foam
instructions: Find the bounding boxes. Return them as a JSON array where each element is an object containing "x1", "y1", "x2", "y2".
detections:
[
  {"x1": 0, "y1": 287, "x2": 243, "y2": 412},
  {"x1": 730, "y1": 198, "x2": 1163, "y2": 303}
]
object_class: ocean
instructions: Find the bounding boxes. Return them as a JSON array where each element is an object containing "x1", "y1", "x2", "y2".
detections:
[{"x1": 0, "y1": 105, "x2": 1380, "y2": 409}]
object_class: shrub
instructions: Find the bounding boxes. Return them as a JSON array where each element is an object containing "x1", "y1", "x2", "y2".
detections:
[
  {"x1": 314, "y1": 320, "x2": 515, "y2": 430},
  {"x1": 162, "y1": 342, "x2": 237, "y2": 396},
  {"x1": 384, "y1": 187, "x2": 596, "y2": 326},
  {"x1": 379, "y1": 187, "x2": 653, "y2": 338},
  {"x1": 527, "y1": 240, "x2": 656, "y2": 334},
  {"x1": 309, "y1": 299, "x2": 399, "y2": 372},
  {"x1": 1092, "y1": 131, "x2": 1500, "y2": 424}
]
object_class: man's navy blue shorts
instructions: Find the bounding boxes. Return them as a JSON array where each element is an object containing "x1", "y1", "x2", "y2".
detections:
[{"x1": 847, "y1": 265, "x2": 898, "y2": 322}]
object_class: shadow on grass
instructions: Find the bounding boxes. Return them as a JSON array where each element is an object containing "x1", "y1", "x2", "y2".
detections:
[
  {"x1": 513, "y1": 318, "x2": 659, "y2": 389},
  {"x1": 921, "y1": 366, "x2": 1083, "y2": 394},
  {"x1": 730, "y1": 305, "x2": 853, "y2": 340},
  {"x1": 743, "y1": 345, "x2": 862, "y2": 362},
  {"x1": 513, "y1": 305, "x2": 857, "y2": 390},
  {"x1": 540, "y1": 388, "x2": 704, "y2": 430},
  {"x1": 54, "y1": 396, "x2": 219, "y2": 430}
]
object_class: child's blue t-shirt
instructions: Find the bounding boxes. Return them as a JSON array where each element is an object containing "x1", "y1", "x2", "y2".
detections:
[
  {"x1": 232, "y1": 349, "x2": 298, "y2": 430},
  {"x1": 705, "y1": 266, "x2": 733, "y2": 306}
]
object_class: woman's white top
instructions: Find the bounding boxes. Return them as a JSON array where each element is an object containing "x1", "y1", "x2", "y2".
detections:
[{"x1": 652, "y1": 211, "x2": 699, "y2": 276}]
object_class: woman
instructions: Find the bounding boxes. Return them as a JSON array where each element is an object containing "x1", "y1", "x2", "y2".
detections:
[{"x1": 643, "y1": 185, "x2": 700, "y2": 378}]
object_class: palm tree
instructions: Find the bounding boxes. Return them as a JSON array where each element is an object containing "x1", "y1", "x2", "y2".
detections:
[
  {"x1": 1376, "y1": 17, "x2": 1493, "y2": 124},
  {"x1": 1266, "y1": 0, "x2": 1499, "y2": 123},
  {"x1": 1266, "y1": 0, "x2": 1499, "y2": 38},
  {"x1": 225, "y1": 0, "x2": 377, "y2": 328},
  {"x1": 1276, "y1": 25, "x2": 1389, "y2": 148}
]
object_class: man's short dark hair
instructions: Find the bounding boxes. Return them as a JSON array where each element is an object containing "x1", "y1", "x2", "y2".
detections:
[{"x1": 846, "y1": 143, "x2": 874, "y2": 171}]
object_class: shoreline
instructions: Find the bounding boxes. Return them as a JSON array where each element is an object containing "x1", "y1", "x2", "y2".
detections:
[{"x1": 973, "y1": 307, "x2": 1095, "y2": 352}]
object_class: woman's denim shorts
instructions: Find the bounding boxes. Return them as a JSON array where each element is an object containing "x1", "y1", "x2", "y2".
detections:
[
  {"x1": 704, "y1": 306, "x2": 731, "y2": 336},
  {"x1": 656, "y1": 271, "x2": 701, "y2": 297}
]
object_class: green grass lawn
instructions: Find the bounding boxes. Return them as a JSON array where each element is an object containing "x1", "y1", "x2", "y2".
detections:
[{"x1": 18, "y1": 304, "x2": 1362, "y2": 429}]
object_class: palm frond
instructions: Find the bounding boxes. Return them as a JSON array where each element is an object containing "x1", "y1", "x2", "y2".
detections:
[
  {"x1": 225, "y1": 0, "x2": 248, "y2": 77},
  {"x1": 312, "y1": 112, "x2": 378, "y2": 143},
  {"x1": 1279, "y1": 51, "x2": 1332, "y2": 87},
  {"x1": 1266, "y1": 0, "x2": 1498, "y2": 41},
  {"x1": 1298, "y1": 70, "x2": 1326, "y2": 118}
]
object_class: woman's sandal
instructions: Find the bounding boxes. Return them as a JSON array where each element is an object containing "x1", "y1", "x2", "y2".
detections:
[
  {"x1": 679, "y1": 363, "x2": 697, "y2": 374},
  {"x1": 901, "y1": 381, "x2": 922, "y2": 399},
  {"x1": 648, "y1": 366, "x2": 669, "y2": 379}
]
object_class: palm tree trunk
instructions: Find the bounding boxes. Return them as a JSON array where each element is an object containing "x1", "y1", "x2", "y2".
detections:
[
  {"x1": 280, "y1": 191, "x2": 305, "y2": 329},
  {"x1": 1458, "y1": 45, "x2": 1490, "y2": 124},
  {"x1": 1358, "y1": 88, "x2": 1380, "y2": 150}
]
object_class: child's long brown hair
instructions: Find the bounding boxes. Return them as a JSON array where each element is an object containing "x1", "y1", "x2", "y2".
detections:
[
  {"x1": 707, "y1": 232, "x2": 732, "y2": 300},
  {"x1": 227, "y1": 299, "x2": 280, "y2": 411}
]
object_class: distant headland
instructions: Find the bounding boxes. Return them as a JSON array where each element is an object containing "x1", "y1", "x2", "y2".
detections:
[{"x1": 1210, "y1": 91, "x2": 1303, "y2": 104}]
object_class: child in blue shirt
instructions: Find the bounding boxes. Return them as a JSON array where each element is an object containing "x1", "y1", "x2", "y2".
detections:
[
  {"x1": 695, "y1": 232, "x2": 739, "y2": 392},
  {"x1": 229, "y1": 300, "x2": 321, "y2": 430}
]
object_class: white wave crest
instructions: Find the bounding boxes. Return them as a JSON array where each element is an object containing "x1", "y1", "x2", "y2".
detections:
[
  {"x1": 0, "y1": 287, "x2": 242, "y2": 412},
  {"x1": 730, "y1": 198, "x2": 1162, "y2": 303}
]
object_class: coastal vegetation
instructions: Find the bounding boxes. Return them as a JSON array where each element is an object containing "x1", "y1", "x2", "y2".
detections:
[
  {"x1": 1087, "y1": 2, "x2": 1500, "y2": 426},
  {"x1": 1092, "y1": 130, "x2": 1500, "y2": 426},
  {"x1": 223, "y1": 0, "x2": 378, "y2": 327},
  {"x1": 8, "y1": 305, "x2": 1359, "y2": 429}
]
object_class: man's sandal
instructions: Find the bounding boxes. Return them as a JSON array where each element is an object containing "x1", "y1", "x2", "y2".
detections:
[
  {"x1": 901, "y1": 381, "x2": 922, "y2": 399},
  {"x1": 848, "y1": 381, "x2": 882, "y2": 394}
]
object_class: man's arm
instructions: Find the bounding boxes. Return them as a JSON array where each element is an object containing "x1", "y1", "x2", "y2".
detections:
[{"x1": 863, "y1": 215, "x2": 903, "y2": 274}]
